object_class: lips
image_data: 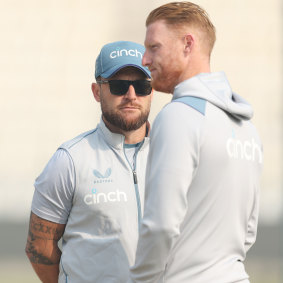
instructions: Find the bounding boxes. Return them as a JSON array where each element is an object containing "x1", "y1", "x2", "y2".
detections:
[
  {"x1": 121, "y1": 107, "x2": 138, "y2": 110},
  {"x1": 119, "y1": 104, "x2": 141, "y2": 110}
]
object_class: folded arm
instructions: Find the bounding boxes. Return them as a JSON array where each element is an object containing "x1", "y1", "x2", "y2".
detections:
[{"x1": 25, "y1": 212, "x2": 66, "y2": 283}]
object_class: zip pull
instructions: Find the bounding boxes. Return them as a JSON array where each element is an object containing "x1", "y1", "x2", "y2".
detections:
[{"x1": 133, "y1": 170, "x2": 138, "y2": 184}]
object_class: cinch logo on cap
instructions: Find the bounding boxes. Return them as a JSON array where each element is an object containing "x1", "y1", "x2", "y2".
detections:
[
  {"x1": 95, "y1": 40, "x2": 151, "y2": 79},
  {"x1": 109, "y1": 48, "x2": 143, "y2": 59}
]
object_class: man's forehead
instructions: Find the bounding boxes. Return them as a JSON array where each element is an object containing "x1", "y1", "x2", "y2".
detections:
[
  {"x1": 146, "y1": 20, "x2": 169, "y2": 34},
  {"x1": 145, "y1": 20, "x2": 176, "y2": 44}
]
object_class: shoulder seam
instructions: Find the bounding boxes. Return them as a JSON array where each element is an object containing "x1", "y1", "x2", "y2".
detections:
[
  {"x1": 173, "y1": 96, "x2": 207, "y2": 115},
  {"x1": 59, "y1": 128, "x2": 97, "y2": 150}
]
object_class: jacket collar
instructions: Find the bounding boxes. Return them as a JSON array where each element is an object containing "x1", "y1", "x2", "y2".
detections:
[{"x1": 97, "y1": 117, "x2": 150, "y2": 150}]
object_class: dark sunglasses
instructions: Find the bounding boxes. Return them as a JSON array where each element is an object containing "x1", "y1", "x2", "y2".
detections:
[{"x1": 97, "y1": 79, "x2": 152, "y2": 96}]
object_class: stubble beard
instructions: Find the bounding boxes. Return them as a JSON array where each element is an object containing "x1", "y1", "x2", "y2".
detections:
[{"x1": 151, "y1": 66, "x2": 183, "y2": 94}]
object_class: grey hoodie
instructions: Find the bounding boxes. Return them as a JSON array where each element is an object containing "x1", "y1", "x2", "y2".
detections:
[{"x1": 129, "y1": 72, "x2": 263, "y2": 283}]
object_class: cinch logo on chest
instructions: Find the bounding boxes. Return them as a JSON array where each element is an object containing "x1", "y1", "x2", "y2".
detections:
[
  {"x1": 226, "y1": 137, "x2": 262, "y2": 163},
  {"x1": 84, "y1": 188, "x2": 128, "y2": 205}
]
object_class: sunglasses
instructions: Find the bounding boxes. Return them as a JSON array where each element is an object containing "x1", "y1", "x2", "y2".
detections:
[{"x1": 97, "y1": 79, "x2": 152, "y2": 96}]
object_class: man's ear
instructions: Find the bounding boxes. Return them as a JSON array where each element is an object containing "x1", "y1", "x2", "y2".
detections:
[
  {"x1": 184, "y1": 34, "x2": 194, "y2": 54},
  {"x1": 92, "y1": 83, "x2": 101, "y2": 102}
]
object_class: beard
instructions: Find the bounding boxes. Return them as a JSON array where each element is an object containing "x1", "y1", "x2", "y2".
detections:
[
  {"x1": 150, "y1": 54, "x2": 184, "y2": 93},
  {"x1": 151, "y1": 67, "x2": 183, "y2": 94},
  {"x1": 101, "y1": 101, "x2": 150, "y2": 132}
]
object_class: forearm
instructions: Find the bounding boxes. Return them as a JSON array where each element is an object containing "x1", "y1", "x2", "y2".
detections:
[
  {"x1": 29, "y1": 261, "x2": 60, "y2": 283},
  {"x1": 26, "y1": 239, "x2": 61, "y2": 283},
  {"x1": 26, "y1": 212, "x2": 65, "y2": 283}
]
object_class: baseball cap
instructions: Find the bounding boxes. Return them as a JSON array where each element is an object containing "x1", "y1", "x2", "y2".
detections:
[{"x1": 95, "y1": 41, "x2": 151, "y2": 79}]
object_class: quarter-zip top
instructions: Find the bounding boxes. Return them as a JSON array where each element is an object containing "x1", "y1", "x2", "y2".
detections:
[
  {"x1": 32, "y1": 118, "x2": 150, "y2": 283},
  {"x1": 123, "y1": 142, "x2": 144, "y2": 226}
]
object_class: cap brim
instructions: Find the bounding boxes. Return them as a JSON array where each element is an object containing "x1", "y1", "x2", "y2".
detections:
[{"x1": 100, "y1": 64, "x2": 151, "y2": 79}]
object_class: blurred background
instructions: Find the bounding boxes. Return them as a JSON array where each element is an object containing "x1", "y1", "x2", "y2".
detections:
[{"x1": 0, "y1": 0, "x2": 282, "y2": 282}]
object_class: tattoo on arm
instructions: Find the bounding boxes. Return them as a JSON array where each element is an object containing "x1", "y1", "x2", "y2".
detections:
[
  {"x1": 26, "y1": 232, "x2": 55, "y2": 264},
  {"x1": 26, "y1": 212, "x2": 65, "y2": 265}
]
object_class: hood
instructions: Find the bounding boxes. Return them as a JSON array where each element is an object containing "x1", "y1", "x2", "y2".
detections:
[{"x1": 173, "y1": 72, "x2": 253, "y2": 121}]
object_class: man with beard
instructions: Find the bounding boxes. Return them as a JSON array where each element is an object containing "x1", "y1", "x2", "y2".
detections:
[
  {"x1": 25, "y1": 41, "x2": 153, "y2": 283},
  {"x1": 129, "y1": 2, "x2": 263, "y2": 283}
]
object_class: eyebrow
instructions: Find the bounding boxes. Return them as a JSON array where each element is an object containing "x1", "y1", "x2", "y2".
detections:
[{"x1": 145, "y1": 41, "x2": 161, "y2": 48}]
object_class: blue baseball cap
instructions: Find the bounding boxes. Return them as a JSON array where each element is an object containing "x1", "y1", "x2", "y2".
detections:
[{"x1": 95, "y1": 41, "x2": 151, "y2": 79}]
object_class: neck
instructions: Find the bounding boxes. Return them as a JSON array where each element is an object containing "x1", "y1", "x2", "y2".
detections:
[
  {"x1": 123, "y1": 124, "x2": 147, "y2": 144},
  {"x1": 176, "y1": 53, "x2": 211, "y2": 90},
  {"x1": 182, "y1": 64, "x2": 210, "y2": 83},
  {"x1": 103, "y1": 118, "x2": 147, "y2": 144}
]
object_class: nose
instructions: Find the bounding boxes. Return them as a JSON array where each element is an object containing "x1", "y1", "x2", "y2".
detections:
[
  {"x1": 124, "y1": 84, "x2": 137, "y2": 100},
  {"x1": 142, "y1": 50, "x2": 151, "y2": 67}
]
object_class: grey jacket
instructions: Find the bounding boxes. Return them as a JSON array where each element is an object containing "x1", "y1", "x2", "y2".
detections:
[{"x1": 32, "y1": 119, "x2": 149, "y2": 283}]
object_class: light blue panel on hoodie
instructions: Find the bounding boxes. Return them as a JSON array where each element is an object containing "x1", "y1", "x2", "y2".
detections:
[{"x1": 173, "y1": 96, "x2": 207, "y2": 115}]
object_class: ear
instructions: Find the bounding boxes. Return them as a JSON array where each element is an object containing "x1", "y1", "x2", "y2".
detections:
[
  {"x1": 183, "y1": 34, "x2": 194, "y2": 54},
  {"x1": 91, "y1": 83, "x2": 101, "y2": 102}
]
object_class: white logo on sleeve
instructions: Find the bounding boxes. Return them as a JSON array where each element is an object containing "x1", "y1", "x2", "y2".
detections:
[{"x1": 226, "y1": 137, "x2": 263, "y2": 163}]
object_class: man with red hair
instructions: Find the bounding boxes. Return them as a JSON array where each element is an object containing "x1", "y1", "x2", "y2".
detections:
[{"x1": 129, "y1": 2, "x2": 263, "y2": 283}]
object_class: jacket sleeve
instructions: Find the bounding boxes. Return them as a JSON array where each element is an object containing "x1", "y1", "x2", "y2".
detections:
[
  {"x1": 31, "y1": 149, "x2": 75, "y2": 224},
  {"x1": 129, "y1": 103, "x2": 201, "y2": 282}
]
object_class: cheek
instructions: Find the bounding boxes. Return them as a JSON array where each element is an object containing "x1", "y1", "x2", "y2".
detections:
[
  {"x1": 144, "y1": 98, "x2": 151, "y2": 109},
  {"x1": 102, "y1": 93, "x2": 120, "y2": 106},
  {"x1": 138, "y1": 96, "x2": 151, "y2": 108},
  {"x1": 101, "y1": 96, "x2": 115, "y2": 112},
  {"x1": 158, "y1": 51, "x2": 173, "y2": 68}
]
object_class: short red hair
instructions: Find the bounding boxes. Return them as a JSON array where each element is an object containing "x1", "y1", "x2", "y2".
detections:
[{"x1": 146, "y1": 2, "x2": 216, "y2": 56}]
